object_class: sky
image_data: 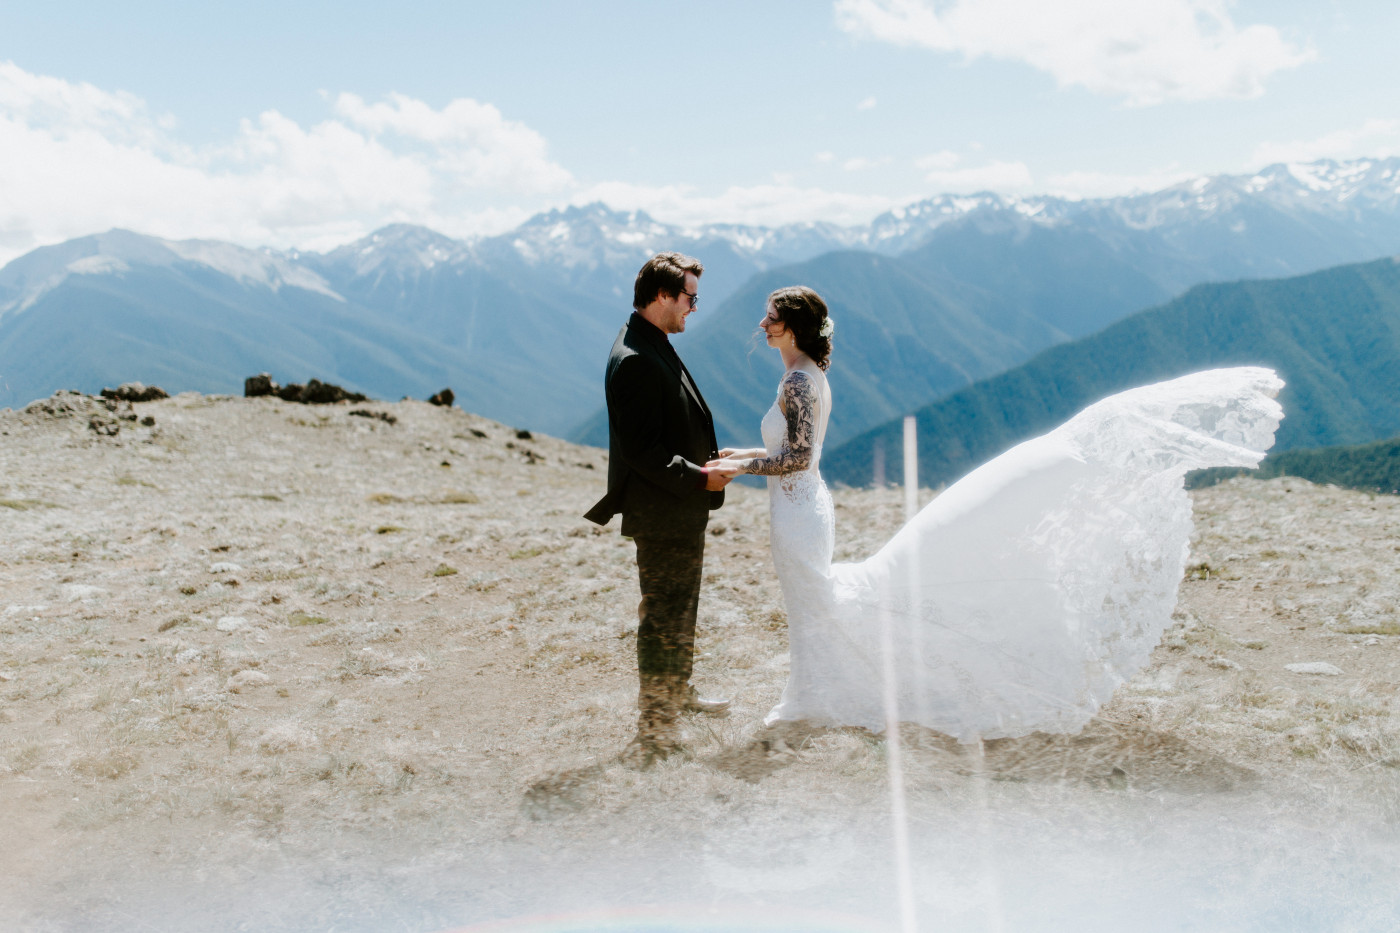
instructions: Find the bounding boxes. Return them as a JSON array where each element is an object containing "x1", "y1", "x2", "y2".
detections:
[{"x1": 2, "y1": 0, "x2": 1399, "y2": 265}]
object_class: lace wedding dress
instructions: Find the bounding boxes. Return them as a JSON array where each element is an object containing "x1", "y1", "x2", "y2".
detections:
[{"x1": 757, "y1": 366, "x2": 1283, "y2": 742}]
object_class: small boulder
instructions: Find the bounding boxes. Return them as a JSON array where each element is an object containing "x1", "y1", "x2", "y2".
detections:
[
  {"x1": 515, "y1": 429, "x2": 533, "y2": 440},
  {"x1": 428, "y1": 388, "x2": 455, "y2": 407},
  {"x1": 87, "y1": 415, "x2": 120, "y2": 436},
  {"x1": 245, "y1": 373, "x2": 279, "y2": 397}
]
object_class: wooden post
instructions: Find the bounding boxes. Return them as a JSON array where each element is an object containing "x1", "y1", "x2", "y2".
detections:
[{"x1": 903, "y1": 415, "x2": 918, "y2": 523}]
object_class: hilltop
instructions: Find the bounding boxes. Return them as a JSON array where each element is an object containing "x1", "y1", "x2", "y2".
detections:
[{"x1": 0, "y1": 392, "x2": 1397, "y2": 931}]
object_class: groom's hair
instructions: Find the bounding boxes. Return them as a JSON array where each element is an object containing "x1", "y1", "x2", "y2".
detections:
[{"x1": 633, "y1": 252, "x2": 703, "y2": 311}]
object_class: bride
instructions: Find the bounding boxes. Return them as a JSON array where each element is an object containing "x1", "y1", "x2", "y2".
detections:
[{"x1": 707, "y1": 286, "x2": 1283, "y2": 742}]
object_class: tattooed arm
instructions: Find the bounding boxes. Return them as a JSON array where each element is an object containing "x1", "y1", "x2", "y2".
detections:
[{"x1": 742, "y1": 370, "x2": 819, "y2": 476}]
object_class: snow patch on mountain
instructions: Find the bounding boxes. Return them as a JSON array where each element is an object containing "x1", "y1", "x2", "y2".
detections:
[
  {"x1": 67, "y1": 255, "x2": 130, "y2": 276},
  {"x1": 316, "y1": 223, "x2": 475, "y2": 278},
  {"x1": 0, "y1": 230, "x2": 343, "y2": 318},
  {"x1": 164, "y1": 240, "x2": 342, "y2": 300}
]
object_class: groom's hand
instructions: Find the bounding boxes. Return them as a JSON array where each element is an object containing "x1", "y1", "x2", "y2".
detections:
[{"x1": 703, "y1": 469, "x2": 732, "y2": 491}]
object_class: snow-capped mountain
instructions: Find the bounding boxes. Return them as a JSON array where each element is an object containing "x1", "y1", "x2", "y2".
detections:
[
  {"x1": 0, "y1": 229, "x2": 341, "y2": 319},
  {"x1": 298, "y1": 157, "x2": 1400, "y2": 316},
  {"x1": 471, "y1": 203, "x2": 863, "y2": 312},
  {"x1": 301, "y1": 223, "x2": 475, "y2": 278},
  {"x1": 477, "y1": 202, "x2": 864, "y2": 273},
  {"x1": 8, "y1": 157, "x2": 1400, "y2": 441},
  {"x1": 865, "y1": 158, "x2": 1400, "y2": 241}
]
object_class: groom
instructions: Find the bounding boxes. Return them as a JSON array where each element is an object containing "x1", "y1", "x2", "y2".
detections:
[{"x1": 584, "y1": 251, "x2": 731, "y2": 765}]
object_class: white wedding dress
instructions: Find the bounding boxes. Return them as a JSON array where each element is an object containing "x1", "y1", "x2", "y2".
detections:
[{"x1": 760, "y1": 366, "x2": 1283, "y2": 742}]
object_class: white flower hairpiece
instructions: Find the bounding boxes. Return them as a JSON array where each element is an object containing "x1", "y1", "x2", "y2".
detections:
[{"x1": 819, "y1": 317, "x2": 835, "y2": 339}]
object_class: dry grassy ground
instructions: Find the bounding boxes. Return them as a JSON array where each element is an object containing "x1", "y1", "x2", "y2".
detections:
[{"x1": 1, "y1": 393, "x2": 1398, "y2": 932}]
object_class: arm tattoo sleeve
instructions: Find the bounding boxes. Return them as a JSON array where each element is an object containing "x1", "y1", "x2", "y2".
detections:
[{"x1": 746, "y1": 371, "x2": 818, "y2": 476}]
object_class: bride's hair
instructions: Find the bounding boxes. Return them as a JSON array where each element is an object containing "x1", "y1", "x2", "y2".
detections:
[{"x1": 768, "y1": 286, "x2": 832, "y2": 370}]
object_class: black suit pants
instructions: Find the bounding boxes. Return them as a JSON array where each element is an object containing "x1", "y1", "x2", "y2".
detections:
[{"x1": 633, "y1": 530, "x2": 706, "y2": 691}]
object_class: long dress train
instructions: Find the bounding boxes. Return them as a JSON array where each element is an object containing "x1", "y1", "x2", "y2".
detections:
[{"x1": 761, "y1": 366, "x2": 1283, "y2": 742}]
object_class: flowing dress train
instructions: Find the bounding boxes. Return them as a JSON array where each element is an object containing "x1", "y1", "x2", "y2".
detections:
[{"x1": 761, "y1": 366, "x2": 1283, "y2": 742}]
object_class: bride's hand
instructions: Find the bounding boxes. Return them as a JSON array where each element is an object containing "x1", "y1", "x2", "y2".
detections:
[
  {"x1": 713, "y1": 448, "x2": 764, "y2": 463},
  {"x1": 707, "y1": 459, "x2": 748, "y2": 477}
]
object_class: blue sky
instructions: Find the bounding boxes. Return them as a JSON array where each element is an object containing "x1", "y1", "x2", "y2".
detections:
[{"x1": 2, "y1": 1, "x2": 1398, "y2": 263}]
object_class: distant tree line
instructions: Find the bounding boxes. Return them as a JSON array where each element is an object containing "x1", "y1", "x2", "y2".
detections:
[{"x1": 1189, "y1": 435, "x2": 1400, "y2": 495}]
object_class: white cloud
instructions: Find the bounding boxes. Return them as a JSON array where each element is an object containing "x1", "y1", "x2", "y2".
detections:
[
  {"x1": 0, "y1": 61, "x2": 919, "y2": 266},
  {"x1": 842, "y1": 155, "x2": 892, "y2": 172},
  {"x1": 834, "y1": 0, "x2": 1314, "y2": 105},
  {"x1": 331, "y1": 92, "x2": 573, "y2": 192},
  {"x1": 1044, "y1": 166, "x2": 1197, "y2": 199},
  {"x1": 857, "y1": 96, "x2": 878, "y2": 110},
  {"x1": 0, "y1": 61, "x2": 934, "y2": 265},
  {"x1": 912, "y1": 150, "x2": 1033, "y2": 192},
  {"x1": 571, "y1": 180, "x2": 902, "y2": 229},
  {"x1": 1252, "y1": 119, "x2": 1400, "y2": 166},
  {"x1": 0, "y1": 61, "x2": 570, "y2": 265},
  {"x1": 0, "y1": 61, "x2": 173, "y2": 147},
  {"x1": 923, "y1": 160, "x2": 1034, "y2": 193},
  {"x1": 914, "y1": 150, "x2": 960, "y2": 172}
]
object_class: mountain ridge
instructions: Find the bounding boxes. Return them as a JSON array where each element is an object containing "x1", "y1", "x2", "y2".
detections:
[{"x1": 7, "y1": 157, "x2": 1400, "y2": 443}]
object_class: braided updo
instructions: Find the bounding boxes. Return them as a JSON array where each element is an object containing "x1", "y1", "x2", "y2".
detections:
[{"x1": 767, "y1": 286, "x2": 832, "y2": 370}]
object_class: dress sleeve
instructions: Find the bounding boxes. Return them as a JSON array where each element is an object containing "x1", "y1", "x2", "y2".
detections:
[{"x1": 746, "y1": 371, "x2": 818, "y2": 476}]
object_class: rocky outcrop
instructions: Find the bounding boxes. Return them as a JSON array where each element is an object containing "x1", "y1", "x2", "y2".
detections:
[
  {"x1": 21, "y1": 389, "x2": 156, "y2": 435},
  {"x1": 288, "y1": 379, "x2": 368, "y2": 404},
  {"x1": 244, "y1": 374, "x2": 369, "y2": 404},
  {"x1": 101, "y1": 382, "x2": 168, "y2": 403},
  {"x1": 24, "y1": 390, "x2": 96, "y2": 418}
]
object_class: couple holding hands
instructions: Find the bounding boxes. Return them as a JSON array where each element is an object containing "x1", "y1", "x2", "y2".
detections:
[{"x1": 586, "y1": 251, "x2": 1283, "y2": 767}]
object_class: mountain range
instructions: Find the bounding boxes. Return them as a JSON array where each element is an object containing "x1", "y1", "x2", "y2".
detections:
[
  {"x1": 822, "y1": 255, "x2": 1400, "y2": 488},
  {"x1": 4, "y1": 158, "x2": 1400, "y2": 450}
]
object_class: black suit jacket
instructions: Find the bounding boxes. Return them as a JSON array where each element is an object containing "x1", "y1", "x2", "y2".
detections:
[{"x1": 584, "y1": 313, "x2": 723, "y2": 536}]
